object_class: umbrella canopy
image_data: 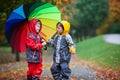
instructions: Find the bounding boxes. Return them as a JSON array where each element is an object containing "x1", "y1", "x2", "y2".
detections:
[{"x1": 5, "y1": 2, "x2": 61, "y2": 52}]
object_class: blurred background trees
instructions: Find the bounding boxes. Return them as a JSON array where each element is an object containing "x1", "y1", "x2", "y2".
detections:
[
  {"x1": 96, "y1": 0, "x2": 120, "y2": 34},
  {"x1": 1, "y1": 0, "x2": 120, "y2": 44},
  {"x1": 70, "y1": 0, "x2": 109, "y2": 41},
  {"x1": 0, "y1": 0, "x2": 120, "y2": 61}
]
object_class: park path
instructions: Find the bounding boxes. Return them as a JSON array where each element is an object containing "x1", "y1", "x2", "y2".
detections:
[
  {"x1": 42, "y1": 49, "x2": 98, "y2": 80},
  {"x1": 103, "y1": 34, "x2": 120, "y2": 44},
  {"x1": 0, "y1": 48, "x2": 104, "y2": 80}
]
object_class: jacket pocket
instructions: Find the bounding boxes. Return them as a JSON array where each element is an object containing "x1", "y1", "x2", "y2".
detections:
[{"x1": 27, "y1": 51, "x2": 40, "y2": 63}]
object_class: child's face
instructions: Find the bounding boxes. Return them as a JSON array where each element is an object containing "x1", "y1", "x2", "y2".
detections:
[
  {"x1": 35, "y1": 21, "x2": 41, "y2": 33},
  {"x1": 57, "y1": 23, "x2": 63, "y2": 34}
]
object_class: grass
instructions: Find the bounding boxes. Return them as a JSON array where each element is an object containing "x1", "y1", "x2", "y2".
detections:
[
  {"x1": 0, "y1": 46, "x2": 11, "y2": 52},
  {"x1": 76, "y1": 35, "x2": 120, "y2": 70},
  {"x1": 0, "y1": 46, "x2": 26, "y2": 64}
]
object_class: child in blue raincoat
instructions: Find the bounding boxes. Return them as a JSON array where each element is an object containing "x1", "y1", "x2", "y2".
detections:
[{"x1": 47, "y1": 20, "x2": 76, "y2": 80}]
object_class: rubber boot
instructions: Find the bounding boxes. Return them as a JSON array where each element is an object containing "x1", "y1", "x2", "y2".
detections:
[
  {"x1": 27, "y1": 77, "x2": 32, "y2": 80},
  {"x1": 32, "y1": 76, "x2": 40, "y2": 80}
]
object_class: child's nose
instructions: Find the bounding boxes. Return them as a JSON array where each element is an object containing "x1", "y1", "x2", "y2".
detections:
[{"x1": 38, "y1": 26, "x2": 40, "y2": 29}]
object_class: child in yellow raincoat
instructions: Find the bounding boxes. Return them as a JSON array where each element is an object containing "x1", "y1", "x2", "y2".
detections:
[{"x1": 47, "y1": 20, "x2": 76, "y2": 80}]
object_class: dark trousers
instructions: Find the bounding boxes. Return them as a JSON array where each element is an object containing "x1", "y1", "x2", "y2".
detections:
[{"x1": 51, "y1": 62, "x2": 71, "y2": 80}]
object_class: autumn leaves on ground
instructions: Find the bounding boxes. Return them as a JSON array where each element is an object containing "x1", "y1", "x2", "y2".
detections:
[{"x1": 0, "y1": 48, "x2": 120, "y2": 80}]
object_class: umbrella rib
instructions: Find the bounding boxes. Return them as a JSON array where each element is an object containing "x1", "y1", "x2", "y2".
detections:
[
  {"x1": 13, "y1": 9, "x2": 26, "y2": 18},
  {"x1": 39, "y1": 17, "x2": 60, "y2": 21}
]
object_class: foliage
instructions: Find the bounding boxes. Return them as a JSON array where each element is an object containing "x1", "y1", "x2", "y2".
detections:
[
  {"x1": 71, "y1": 0, "x2": 109, "y2": 41},
  {"x1": 75, "y1": 0, "x2": 108, "y2": 27},
  {"x1": 105, "y1": 21, "x2": 120, "y2": 33},
  {"x1": 96, "y1": 0, "x2": 120, "y2": 34},
  {"x1": 55, "y1": 0, "x2": 76, "y2": 20},
  {"x1": 76, "y1": 35, "x2": 120, "y2": 71}
]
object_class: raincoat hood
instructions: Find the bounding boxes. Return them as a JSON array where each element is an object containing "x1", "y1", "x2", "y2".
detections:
[
  {"x1": 28, "y1": 19, "x2": 42, "y2": 34},
  {"x1": 59, "y1": 20, "x2": 70, "y2": 35}
]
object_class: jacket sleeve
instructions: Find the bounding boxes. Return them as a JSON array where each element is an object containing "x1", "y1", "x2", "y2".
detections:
[
  {"x1": 66, "y1": 34, "x2": 76, "y2": 52},
  {"x1": 47, "y1": 35, "x2": 57, "y2": 46},
  {"x1": 26, "y1": 36, "x2": 43, "y2": 50}
]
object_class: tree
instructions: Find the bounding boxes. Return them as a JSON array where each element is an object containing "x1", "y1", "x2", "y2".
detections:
[
  {"x1": 105, "y1": 21, "x2": 120, "y2": 33},
  {"x1": 71, "y1": 0, "x2": 109, "y2": 41},
  {"x1": 96, "y1": 0, "x2": 120, "y2": 34}
]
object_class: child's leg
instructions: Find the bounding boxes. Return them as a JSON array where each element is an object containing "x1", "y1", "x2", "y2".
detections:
[
  {"x1": 32, "y1": 62, "x2": 42, "y2": 79},
  {"x1": 60, "y1": 63, "x2": 71, "y2": 79},
  {"x1": 27, "y1": 62, "x2": 35, "y2": 80},
  {"x1": 51, "y1": 63, "x2": 61, "y2": 80}
]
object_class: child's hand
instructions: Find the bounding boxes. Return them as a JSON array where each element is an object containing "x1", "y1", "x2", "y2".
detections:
[
  {"x1": 46, "y1": 38, "x2": 53, "y2": 45},
  {"x1": 47, "y1": 38, "x2": 53, "y2": 43},
  {"x1": 69, "y1": 47, "x2": 76, "y2": 54},
  {"x1": 41, "y1": 39, "x2": 45, "y2": 42},
  {"x1": 42, "y1": 42, "x2": 46, "y2": 46},
  {"x1": 71, "y1": 50, "x2": 76, "y2": 54}
]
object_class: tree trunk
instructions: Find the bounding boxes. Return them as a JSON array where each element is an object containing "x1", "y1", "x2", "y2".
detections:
[{"x1": 16, "y1": 52, "x2": 20, "y2": 61}]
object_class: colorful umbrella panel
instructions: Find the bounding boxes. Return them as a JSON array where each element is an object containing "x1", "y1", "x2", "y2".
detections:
[{"x1": 5, "y1": 2, "x2": 61, "y2": 52}]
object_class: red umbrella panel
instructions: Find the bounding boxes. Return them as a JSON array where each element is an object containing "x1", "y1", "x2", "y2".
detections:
[{"x1": 10, "y1": 21, "x2": 29, "y2": 52}]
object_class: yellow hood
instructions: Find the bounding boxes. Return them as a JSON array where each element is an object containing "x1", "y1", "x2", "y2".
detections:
[{"x1": 60, "y1": 20, "x2": 70, "y2": 35}]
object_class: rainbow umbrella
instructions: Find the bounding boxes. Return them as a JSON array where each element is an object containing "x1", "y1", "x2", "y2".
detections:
[{"x1": 5, "y1": 2, "x2": 61, "y2": 52}]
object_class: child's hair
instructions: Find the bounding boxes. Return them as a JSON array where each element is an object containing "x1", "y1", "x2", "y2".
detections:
[
  {"x1": 37, "y1": 20, "x2": 42, "y2": 27},
  {"x1": 37, "y1": 20, "x2": 41, "y2": 23},
  {"x1": 56, "y1": 22, "x2": 64, "y2": 30}
]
